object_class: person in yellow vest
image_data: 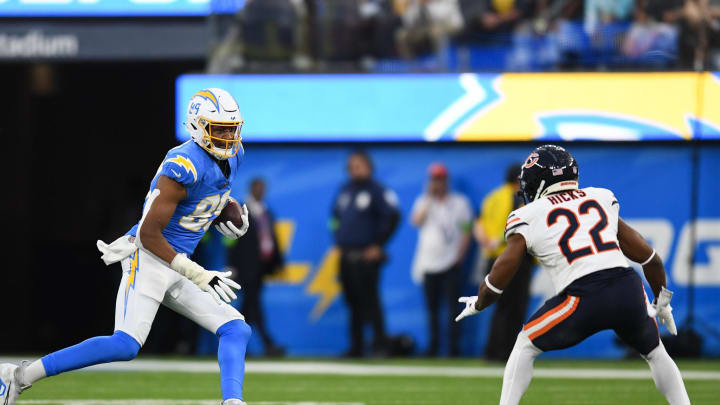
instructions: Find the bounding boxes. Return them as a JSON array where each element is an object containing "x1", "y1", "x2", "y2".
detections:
[{"x1": 473, "y1": 164, "x2": 534, "y2": 361}]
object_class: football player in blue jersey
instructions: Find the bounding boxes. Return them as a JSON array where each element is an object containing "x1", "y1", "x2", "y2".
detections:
[{"x1": 0, "y1": 88, "x2": 253, "y2": 405}]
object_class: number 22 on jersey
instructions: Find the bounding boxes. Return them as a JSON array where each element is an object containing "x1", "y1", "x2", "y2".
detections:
[{"x1": 547, "y1": 199, "x2": 619, "y2": 264}]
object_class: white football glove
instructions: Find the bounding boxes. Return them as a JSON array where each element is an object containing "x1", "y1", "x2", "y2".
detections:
[
  {"x1": 648, "y1": 286, "x2": 677, "y2": 336},
  {"x1": 215, "y1": 203, "x2": 250, "y2": 240},
  {"x1": 170, "y1": 254, "x2": 241, "y2": 304},
  {"x1": 455, "y1": 296, "x2": 480, "y2": 322}
]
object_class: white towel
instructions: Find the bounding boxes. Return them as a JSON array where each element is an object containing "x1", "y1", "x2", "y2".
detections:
[{"x1": 97, "y1": 235, "x2": 137, "y2": 266}]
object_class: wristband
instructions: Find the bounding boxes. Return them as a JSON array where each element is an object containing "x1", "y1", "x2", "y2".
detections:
[
  {"x1": 639, "y1": 249, "x2": 656, "y2": 266},
  {"x1": 170, "y1": 253, "x2": 206, "y2": 284},
  {"x1": 485, "y1": 275, "x2": 503, "y2": 294}
]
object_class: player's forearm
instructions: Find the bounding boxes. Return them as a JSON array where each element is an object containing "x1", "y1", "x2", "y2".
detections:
[
  {"x1": 642, "y1": 254, "x2": 667, "y2": 299},
  {"x1": 474, "y1": 283, "x2": 501, "y2": 312},
  {"x1": 486, "y1": 250, "x2": 521, "y2": 290},
  {"x1": 140, "y1": 228, "x2": 213, "y2": 287},
  {"x1": 138, "y1": 176, "x2": 187, "y2": 264},
  {"x1": 138, "y1": 225, "x2": 178, "y2": 264},
  {"x1": 474, "y1": 234, "x2": 525, "y2": 311},
  {"x1": 617, "y1": 218, "x2": 666, "y2": 298}
]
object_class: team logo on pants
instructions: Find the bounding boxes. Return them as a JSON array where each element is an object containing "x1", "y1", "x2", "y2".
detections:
[
  {"x1": 124, "y1": 250, "x2": 140, "y2": 318},
  {"x1": 0, "y1": 379, "x2": 6, "y2": 396}
]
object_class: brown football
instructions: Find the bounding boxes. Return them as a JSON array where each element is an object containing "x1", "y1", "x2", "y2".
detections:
[{"x1": 213, "y1": 199, "x2": 244, "y2": 229}]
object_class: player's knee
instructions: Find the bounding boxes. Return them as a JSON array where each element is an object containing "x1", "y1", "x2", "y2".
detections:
[
  {"x1": 513, "y1": 330, "x2": 542, "y2": 356},
  {"x1": 642, "y1": 340, "x2": 665, "y2": 362},
  {"x1": 110, "y1": 331, "x2": 141, "y2": 361},
  {"x1": 216, "y1": 320, "x2": 252, "y2": 343}
]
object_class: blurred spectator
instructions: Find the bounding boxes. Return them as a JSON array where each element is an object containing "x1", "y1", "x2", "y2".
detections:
[
  {"x1": 410, "y1": 163, "x2": 472, "y2": 357},
  {"x1": 204, "y1": 0, "x2": 706, "y2": 72},
  {"x1": 651, "y1": 0, "x2": 720, "y2": 69},
  {"x1": 331, "y1": 151, "x2": 400, "y2": 357},
  {"x1": 228, "y1": 178, "x2": 286, "y2": 357},
  {"x1": 357, "y1": 0, "x2": 404, "y2": 61},
  {"x1": 242, "y1": 0, "x2": 301, "y2": 62},
  {"x1": 312, "y1": 0, "x2": 363, "y2": 62},
  {"x1": 621, "y1": 0, "x2": 678, "y2": 67},
  {"x1": 395, "y1": 0, "x2": 465, "y2": 59},
  {"x1": 583, "y1": 0, "x2": 634, "y2": 66},
  {"x1": 508, "y1": 0, "x2": 562, "y2": 70},
  {"x1": 459, "y1": 0, "x2": 531, "y2": 44},
  {"x1": 584, "y1": 0, "x2": 633, "y2": 35},
  {"x1": 473, "y1": 164, "x2": 533, "y2": 361},
  {"x1": 208, "y1": 0, "x2": 309, "y2": 73}
]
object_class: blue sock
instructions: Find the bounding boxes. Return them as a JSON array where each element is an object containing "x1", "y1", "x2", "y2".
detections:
[
  {"x1": 217, "y1": 320, "x2": 251, "y2": 401},
  {"x1": 41, "y1": 331, "x2": 140, "y2": 377}
]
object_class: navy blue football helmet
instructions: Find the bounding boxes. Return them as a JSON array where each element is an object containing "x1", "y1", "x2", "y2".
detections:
[{"x1": 518, "y1": 145, "x2": 579, "y2": 203}]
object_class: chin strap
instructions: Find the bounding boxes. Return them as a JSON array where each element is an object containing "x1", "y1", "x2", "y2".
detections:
[{"x1": 539, "y1": 180, "x2": 578, "y2": 198}]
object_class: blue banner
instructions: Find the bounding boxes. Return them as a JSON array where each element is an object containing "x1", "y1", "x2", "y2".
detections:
[
  {"x1": 176, "y1": 73, "x2": 720, "y2": 142},
  {"x1": 198, "y1": 143, "x2": 720, "y2": 357},
  {"x1": 0, "y1": 0, "x2": 238, "y2": 17}
]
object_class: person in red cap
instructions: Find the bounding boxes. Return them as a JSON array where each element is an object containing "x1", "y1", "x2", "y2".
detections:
[
  {"x1": 427, "y1": 162, "x2": 448, "y2": 178},
  {"x1": 410, "y1": 162, "x2": 473, "y2": 356}
]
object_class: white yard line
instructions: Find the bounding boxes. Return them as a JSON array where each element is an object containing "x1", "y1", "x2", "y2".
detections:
[
  {"x1": 2, "y1": 358, "x2": 719, "y2": 380},
  {"x1": 18, "y1": 401, "x2": 363, "y2": 405}
]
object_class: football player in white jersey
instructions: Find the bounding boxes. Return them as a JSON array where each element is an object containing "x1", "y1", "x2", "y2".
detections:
[{"x1": 456, "y1": 145, "x2": 690, "y2": 405}]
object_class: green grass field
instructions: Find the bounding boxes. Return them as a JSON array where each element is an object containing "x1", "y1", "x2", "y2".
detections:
[{"x1": 14, "y1": 359, "x2": 720, "y2": 405}]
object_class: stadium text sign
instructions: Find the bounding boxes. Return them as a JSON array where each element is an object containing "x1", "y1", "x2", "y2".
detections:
[{"x1": 0, "y1": 0, "x2": 212, "y2": 17}]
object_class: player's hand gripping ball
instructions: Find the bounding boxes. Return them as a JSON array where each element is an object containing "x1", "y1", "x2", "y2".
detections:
[{"x1": 213, "y1": 199, "x2": 249, "y2": 239}]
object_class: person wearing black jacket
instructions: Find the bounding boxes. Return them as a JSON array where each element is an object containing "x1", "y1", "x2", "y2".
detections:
[
  {"x1": 228, "y1": 178, "x2": 286, "y2": 356},
  {"x1": 330, "y1": 151, "x2": 400, "y2": 357}
]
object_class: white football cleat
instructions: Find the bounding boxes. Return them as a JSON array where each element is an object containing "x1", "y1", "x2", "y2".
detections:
[
  {"x1": 0, "y1": 361, "x2": 31, "y2": 405},
  {"x1": 222, "y1": 400, "x2": 246, "y2": 405},
  {"x1": 0, "y1": 364, "x2": 18, "y2": 405}
]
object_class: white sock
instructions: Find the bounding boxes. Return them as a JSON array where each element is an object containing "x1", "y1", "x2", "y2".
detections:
[
  {"x1": 499, "y1": 331, "x2": 542, "y2": 405},
  {"x1": 644, "y1": 342, "x2": 690, "y2": 405},
  {"x1": 22, "y1": 359, "x2": 47, "y2": 386}
]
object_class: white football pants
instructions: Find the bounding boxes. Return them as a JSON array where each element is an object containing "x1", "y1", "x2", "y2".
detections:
[{"x1": 115, "y1": 248, "x2": 243, "y2": 346}]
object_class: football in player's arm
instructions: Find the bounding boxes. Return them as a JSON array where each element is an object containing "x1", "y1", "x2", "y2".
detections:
[{"x1": 139, "y1": 175, "x2": 241, "y2": 305}]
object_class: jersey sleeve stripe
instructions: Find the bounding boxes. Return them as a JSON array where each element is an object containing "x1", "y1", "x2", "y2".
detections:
[
  {"x1": 506, "y1": 217, "x2": 521, "y2": 226},
  {"x1": 612, "y1": 200, "x2": 618, "y2": 206},
  {"x1": 524, "y1": 296, "x2": 580, "y2": 340},
  {"x1": 505, "y1": 222, "x2": 528, "y2": 232}
]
